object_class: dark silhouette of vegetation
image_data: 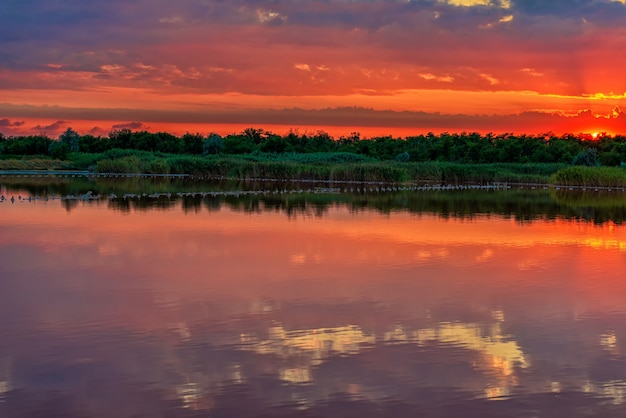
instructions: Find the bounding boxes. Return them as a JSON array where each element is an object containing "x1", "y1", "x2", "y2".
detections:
[
  {"x1": 2, "y1": 128, "x2": 625, "y2": 165},
  {"x1": 1, "y1": 128, "x2": 625, "y2": 183},
  {"x1": 572, "y1": 148, "x2": 600, "y2": 166},
  {"x1": 203, "y1": 133, "x2": 223, "y2": 155}
]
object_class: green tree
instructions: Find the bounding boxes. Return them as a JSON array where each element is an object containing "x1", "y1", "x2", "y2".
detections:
[
  {"x1": 109, "y1": 129, "x2": 133, "y2": 149},
  {"x1": 243, "y1": 128, "x2": 266, "y2": 145},
  {"x1": 260, "y1": 135, "x2": 292, "y2": 153},
  {"x1": 572, "y1": 148, "x2": 600, "y2": 166},
  {"x1": 203, "y1": 133, "x2": 224, "y2": 155},
  {"x1": 223, "y1": 135, "x2": 257, "y2": 154},
  {"x1": 307, "y1": 131, "x2": 335, "y2": 152},
  {"x1": 182, "y1": 133, "x2": 204, "y2": 154},
  {"x1": 48, "y1": 141, "x2": 69, "y2": 159},
  {"x1": 59, "y1": 128, "x2": 80, "y2": 152},
  {"x1": 5, "y1": 135, "x2": 51, "y2": 155}
]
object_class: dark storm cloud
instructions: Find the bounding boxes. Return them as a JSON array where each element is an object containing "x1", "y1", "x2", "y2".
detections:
[{"x1": 0, "y1": 118, "x2": 24, "y2": 127}]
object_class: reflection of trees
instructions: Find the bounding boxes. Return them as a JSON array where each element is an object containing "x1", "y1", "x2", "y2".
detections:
[
  {"x1": 243, "y1": 195, "x2": 331, "y2": 219},
  {"x1": 0, "y1": 177, "x2": 91, "y2": 198},
  {"x1": 204, "y1": 196, "x2": 221, "y2": 212},
  {"x1": 551, "y1": 190, "x2": 626, "y2": 224},
  {"x1": 108, "y1": 197, "x2": 177, "y2": 213},
  {"x1": 3, "y1": 177, "x2": 626, "y2": 224},
  {"x1": 182, "y1": 197, "x2": 203, "y2": 214},
  {"x1": 61, "y1": 198, "x2": 79, "y2": 212}
]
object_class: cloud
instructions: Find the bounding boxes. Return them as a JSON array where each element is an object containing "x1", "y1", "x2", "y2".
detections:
[
  {"x1": 256, "y1": 9, "x2": 287, "y2": 25},
  {"x1": 439, "y1": 0, "x2": 511, "y2": 7},
  {"x1": 294, "y1": 63, "x2": 311, "y2": 71},
  {"x1": 521, "y1": 68, "x2": 543, "y2": 77},
  {"x1": 158, "y1": 16, "x2": 184, "y2": 25},
  {"x1": 3, "y1": 103, "x2": 626, "y2": 137},
  {"x1": 511, "y1": 0, "x2": 626, "y2": 19},
  {"x1": 479, "y1": 73, "x2": 500, "y2": 85},
  {"x1": 0, "y1": 118, "x2": 25, "y2": 127},
  {"x1": 1, "y1": 0, "x2": 626, "y2": 131},
  {"x1": 419, "y1": 73, "x2": 455, "y2": 83},
  {"x1": 87, "y1": 126, "x2": 108, "y2": 136},
  {"x1": 111, "y1": 121, "x2": 146, "y2": 130},
  {"x1": 32, "y1": 120, "x2": 68, "y2": 133}
]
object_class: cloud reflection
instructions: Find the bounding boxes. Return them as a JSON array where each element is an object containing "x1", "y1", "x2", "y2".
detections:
[{"x1": 240, "y1": 324, "x2": 376, "y2": 384}]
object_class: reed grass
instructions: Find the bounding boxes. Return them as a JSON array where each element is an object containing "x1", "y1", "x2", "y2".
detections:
[
  {"x1": 551, "y1": 166, "x2": 626, "y2": 187},
  {"x1": 0, "y1": 158, "x2": 64, "y2": 170},
  {"x1": 82, "y1": 156, "x2": 569, "y2": 184},
  {"x1": 405, "y1": 162, "x2": 565, "y2": 184},
  {"x1": 94, "y1": 156, "x2": 143, "y2": 173},
  {"x1": 2, "y1": 150, "x2": 604, "y2": 185}
]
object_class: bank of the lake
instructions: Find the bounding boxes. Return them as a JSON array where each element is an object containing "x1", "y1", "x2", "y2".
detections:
[{"x1": 2, "y1": 151, "x2": 626, "y2": 186}]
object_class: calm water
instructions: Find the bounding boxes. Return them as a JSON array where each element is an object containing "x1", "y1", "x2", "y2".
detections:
[{"x1": 1, "y1": 177, "x2": 626, "y2": 417}]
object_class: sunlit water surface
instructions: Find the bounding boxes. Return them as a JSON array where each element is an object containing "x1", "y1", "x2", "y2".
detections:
[{"x1": 1, "y1": 181, "x2": 626, "y2": 417}]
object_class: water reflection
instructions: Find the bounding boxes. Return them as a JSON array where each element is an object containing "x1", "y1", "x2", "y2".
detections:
[
  {"x1": 2, "y1": 175, "x2": 626, "y2": 224},
  {"x1": 1, "y1": 178, "x2": 626, "y2": 416}
]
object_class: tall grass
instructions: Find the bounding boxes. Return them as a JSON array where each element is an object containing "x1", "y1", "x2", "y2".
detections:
[
  {"x1": 95, "y1": 156, "x2": 143, "y2": 173},
  {"x1": 243, "y1": 152, "x2": 374, "y2": 164},
  {"x1": 0, "y1": 158, "x2": 64, "y2": 170},
  {"x1": 405, "y1": 162, "x2": 565, "y2": 184},
  {"x1": 91, "y1": 151, "x2": 172, "y2": 174},
  {"x1": 87, "y1": 155, "x2": 567, "y2": 183},
  {"x1": 551, "y1": 166, "x2": 626, "y2": 187},
  {"x1": 2, "y1": 150, "x2": 582, "y2": 184}
]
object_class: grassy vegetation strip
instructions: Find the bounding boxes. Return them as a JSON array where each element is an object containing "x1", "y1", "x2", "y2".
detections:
[
  {"x1": 0, "y1": 151, "x2": 603, "y2": 185},
  {"x1": 404, "y1": 162, "x2": 565, "y2": 184},
  {"x1": 551, "y1": 166, "x2": 626, "y2": 187},
  {"x1": 0, "y1": 159, "x2": 65, "y2": 170}
]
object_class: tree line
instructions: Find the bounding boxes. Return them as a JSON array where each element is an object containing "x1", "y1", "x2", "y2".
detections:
[{"x1": 1, "y1": 127, "x2": 626, "y2": 166}]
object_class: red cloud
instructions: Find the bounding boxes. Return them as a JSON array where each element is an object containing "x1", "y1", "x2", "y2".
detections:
[
  {"x1": 0, "y1": 118, "x2": 25, "y2": 127},
  {"x1": 111, "y1": 121, "x2": 146, "y2": 130}
]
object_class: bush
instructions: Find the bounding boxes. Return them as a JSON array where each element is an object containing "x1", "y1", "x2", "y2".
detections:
[
  {"x1": 396, "y1": 151, "x2": 410, "y2": 162},
  {"x1": 572, "y1": 148, "x2": 599, "y2": 166}
]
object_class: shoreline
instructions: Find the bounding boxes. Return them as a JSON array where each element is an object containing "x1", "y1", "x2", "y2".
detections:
[{"x1": 2, "y1": 169, "x2": 626, "y2": 193}]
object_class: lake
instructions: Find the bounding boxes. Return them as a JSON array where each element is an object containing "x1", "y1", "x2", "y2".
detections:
[{"x1": 1, "y1": 175, "x2": 626, "y2": 417}]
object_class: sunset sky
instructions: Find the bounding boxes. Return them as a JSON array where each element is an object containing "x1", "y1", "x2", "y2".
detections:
[{"x1": 3, "y1": 0, "x2": 626, "y2": 138}]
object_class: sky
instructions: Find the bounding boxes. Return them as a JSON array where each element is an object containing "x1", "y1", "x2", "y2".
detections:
[{"x1": 3, "y1": 0, "x2": 626, "y2": 138}]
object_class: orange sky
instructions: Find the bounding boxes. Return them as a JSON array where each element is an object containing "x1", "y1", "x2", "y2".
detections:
[{"x1": 2, "y1": 0, "x2": 626, "y2": 137}]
